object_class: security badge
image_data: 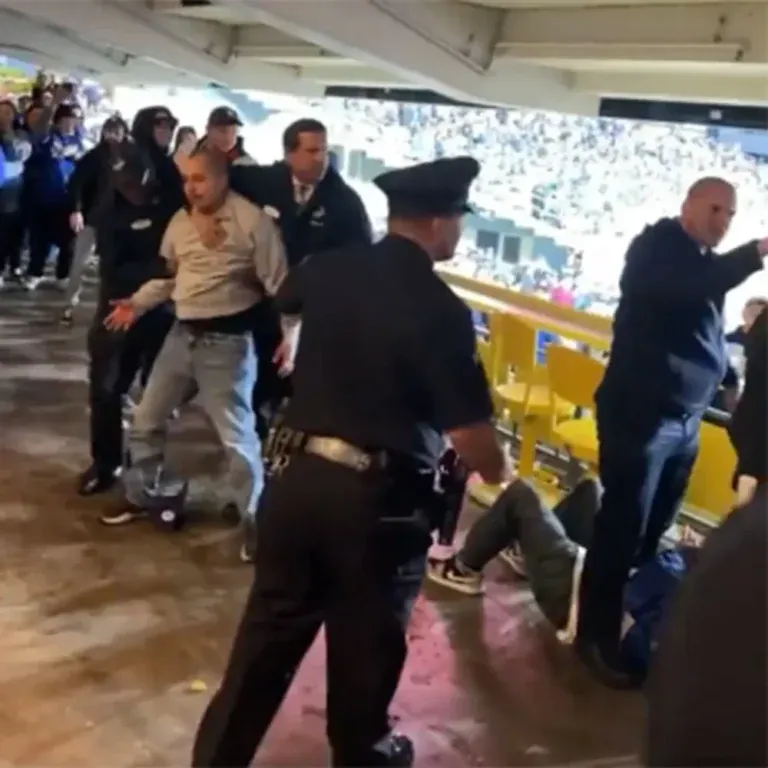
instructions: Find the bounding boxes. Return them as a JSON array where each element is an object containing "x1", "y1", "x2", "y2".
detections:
[
  {"x1": 131, "y1": 219, "x2": 152, "y2": 230},
  {"x1": 310, "y1": 206, "x2": 325, "y2": 228}
]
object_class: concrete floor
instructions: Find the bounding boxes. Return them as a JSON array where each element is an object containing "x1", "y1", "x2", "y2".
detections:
[{"x1": 0, "y1": 284, "x2": 644, "y2": 767}]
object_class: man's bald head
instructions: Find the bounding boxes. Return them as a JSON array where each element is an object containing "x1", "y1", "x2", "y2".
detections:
[
  {"x1": 181, "y1": 146, "x2": 229, "y2": 213},
  {"x1": 186, "y1": 146, "x2": 229, "y2": 178},
  {"x1": 681, "y1": 176, "x2": 736, "y2": 249}
]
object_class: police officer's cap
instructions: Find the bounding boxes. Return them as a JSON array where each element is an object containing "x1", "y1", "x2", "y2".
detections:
[{"x1": 374, "y1": 156, "x2": 479, "y2": 218}]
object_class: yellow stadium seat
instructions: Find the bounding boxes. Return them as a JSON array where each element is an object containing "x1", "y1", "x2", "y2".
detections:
[
  {"x1": 546, "y1": 345, "x2": 605, "y2": 466},
  {"x1": 684, "y1": 422, "x2": 738, "y2": 525},
  {"x1": 489, "y1": 312, "x2": 573, "y2": 425}
]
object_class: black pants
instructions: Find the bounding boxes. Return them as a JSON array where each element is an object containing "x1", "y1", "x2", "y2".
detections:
[
  {"x1": 192, "y1": 453, "x2": 430, "y2": 767},
  {"x1": 88, "y1": 308, "x2": 174, "y2": 473},
  {"x1": 27, "y1": 204, "x2": 75, "y2": 279},
  {"x1": 0, "y1": 209, "x2": 24, "y2": 275},
  {"x1": 578, "y1": 402, "x2": 699, "y2": 651},
  {"x1": 252, "y1": 297, "x2": 293, "y2": 440}
]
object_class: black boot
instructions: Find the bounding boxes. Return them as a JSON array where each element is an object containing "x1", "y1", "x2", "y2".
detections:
[
  {"x1": 575, "y1": 640, "x2": 642, "y2": 690},
  {"x1": 77, "y1": 465, "x2": 122, "y2": 496}
]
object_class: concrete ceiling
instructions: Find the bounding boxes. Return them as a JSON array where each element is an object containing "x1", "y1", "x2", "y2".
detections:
[{"x1": 0, "y1": 0, "x2": 766, "y2": 113}]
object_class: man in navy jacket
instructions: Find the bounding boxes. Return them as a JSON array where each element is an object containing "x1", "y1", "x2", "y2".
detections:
[{"x1": 577, "y1": 177, "x2": 767, "y2": 685}]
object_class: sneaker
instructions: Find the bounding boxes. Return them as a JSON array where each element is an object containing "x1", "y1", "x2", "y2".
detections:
[
  {"x1": 54, "y1": 278, "x2": 68, "y2": 291},
  {"x1": 498, "y1": 544, "x2": 527, "y2": 578},
  {"x1": 24, "y1": 275, "x2": 42, "y2": 291},
  {"x1": 426, "y1": 556, "x2": 484, "y2": 596},
  {"x1": 60, "y1": 307, "x2": 74, "y2": 326},
  {"x1": 0, "y1": 276, "x2": 4, "y2": 290},
  {"x1": 99, "y1": 507, "x2": 148, "y2": 526}
]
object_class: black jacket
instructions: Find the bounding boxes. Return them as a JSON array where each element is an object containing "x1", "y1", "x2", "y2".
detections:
[
  {"x1": 131, "y1": 107, "x2": 185, "y2": 221},
  {"x1": 230, "y1": 161, "x2": 372, "y2": 268},
  {"x1": 95, "y1": 192, "x2": 173, "y2": 310},
  {"x1": 728, "y1": 308, "x2": 767, "y2": 483},
  {"x1": 598, "y1": 218, "x2": 763, "y2": 419},
  {"x1": 67, "y1": 142, "x2": 113, "y2": 224}
]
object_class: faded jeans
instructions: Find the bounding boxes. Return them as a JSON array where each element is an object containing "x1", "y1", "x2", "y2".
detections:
[{"x1": 124, "y1": 322, "x2": 262, "y2": 517}]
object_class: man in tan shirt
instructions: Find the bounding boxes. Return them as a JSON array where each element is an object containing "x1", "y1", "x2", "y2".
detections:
[{"x1": 102, "y1": 149, "x2": 293, "y2": 561}]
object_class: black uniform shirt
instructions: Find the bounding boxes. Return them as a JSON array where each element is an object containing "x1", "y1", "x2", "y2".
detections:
[{"x1": 275, "y1": 234, "x2": 494, "y2": 469}]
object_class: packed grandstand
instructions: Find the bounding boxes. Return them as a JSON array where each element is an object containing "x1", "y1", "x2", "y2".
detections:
[{"x1": 103, "y1": 85, "x2": 768, "y2": 328}]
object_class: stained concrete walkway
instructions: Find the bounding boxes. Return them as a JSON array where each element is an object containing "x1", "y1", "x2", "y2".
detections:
[{"x1": 0, "y1": 285, "x2": 644, "y2": 767}]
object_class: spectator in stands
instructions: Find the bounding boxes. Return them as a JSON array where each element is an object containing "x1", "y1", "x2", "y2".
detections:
[
  {"x1": 0, "y1": 98, "x2": 30, "y2": 286},
  {"x1": 578, "y1": 177, "x2": 768, "y2": 687},
  {"x1": 173, "y1": 125, "x2": 197, "y2": 165},
  {"x1": 646, "y1": 485, "x2": 767, "y2": 767},
  {"x1": 197, "y1": 106, "x2": 254, "y2": 166},
  {"x1": 427, "y1": 477, "x2": 697, "y2": 687},
  {"x1": 726, "y1": 295, "x2": 768, "y2": 346},
  {"x1": 24, "y1": 102, "x2": 85, "y2": 290},
  {"x1": 728, "y1": 302, "x2": 767, "y2": 506}
]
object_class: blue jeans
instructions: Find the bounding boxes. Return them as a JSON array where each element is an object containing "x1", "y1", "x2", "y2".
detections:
[
  {"x1": 578, "y1": 405, "x2": 700, "y2": 649},
  {"x1": 124, "y1": 323, "x2": 262, "y2": 517}
]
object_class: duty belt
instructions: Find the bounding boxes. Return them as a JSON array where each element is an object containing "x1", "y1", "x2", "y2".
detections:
[{"x1": 305, "y1": 436, "x2": 387, "y2": 473}]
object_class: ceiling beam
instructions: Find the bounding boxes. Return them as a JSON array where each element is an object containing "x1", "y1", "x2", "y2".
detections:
[
  {"x1": 575, "y1": 70, "x2": 768, "y2": 105},
  {"x1": 217, "y1": 0, "x2": 598, "y2": 114},
  {"x1": 500, "y1": 3, "x2": 768, "y2": 65}
]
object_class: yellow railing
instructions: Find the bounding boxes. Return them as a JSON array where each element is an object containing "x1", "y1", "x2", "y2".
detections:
[{"x1": 438, "y1": 269, "x2": 613, "y2": 352}]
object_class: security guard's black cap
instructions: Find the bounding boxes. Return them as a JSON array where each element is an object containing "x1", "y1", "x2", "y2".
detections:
[
  {"x1": 374, "y1": 156, "x2": 480, "y2": 218},
  {"x1": 208, "y1": 106, "x2": 243, "y2": 127}
]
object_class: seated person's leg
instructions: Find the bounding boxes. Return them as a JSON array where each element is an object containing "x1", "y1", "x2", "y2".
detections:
[
  {"x1": 427, "y1": 480, "x2": 590, "y2": 633},
  {"x1": 552, "y1": 477, "x2": 603, "y2": 548}
]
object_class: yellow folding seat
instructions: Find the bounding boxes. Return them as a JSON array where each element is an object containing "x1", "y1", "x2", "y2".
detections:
[
  {"x1": 545, "y1": 345, "x2": 605, "y2": 467},
  {"x1": 683, "y1": 422, "x2": 738, "y2": 525}
]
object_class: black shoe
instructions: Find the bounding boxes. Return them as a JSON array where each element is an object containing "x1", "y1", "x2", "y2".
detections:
[
  {"x1": 575, "y1": 641, "x2": 642, "y2": 690},
  {"x1": 331, "y1": 734, "x2": 414, "y2": 767},
  {"x1": 77, "y1": 465, "x2": 122, "y2": 496},
  {"x1": 221, "y1": 502, "x2": 241, "y2": 527},
  {"x1": 240, "y1": 516, "x2": 257, "y2": 563}
]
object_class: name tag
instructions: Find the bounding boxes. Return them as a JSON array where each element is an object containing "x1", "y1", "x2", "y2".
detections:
[
  {"x1": 263, "y1": 205, "x2": 280, "y2": 220},
  {"x1": 131, "y1": 218, "x2": 152, "y2": 230}
]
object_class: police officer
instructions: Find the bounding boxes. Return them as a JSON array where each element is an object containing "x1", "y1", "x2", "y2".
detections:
[
  {"x1": 77, "y1": 142, "x2": 174, "y2": 496},
  {"x1": 192, "y1": 157, "x2": 513, "y2": 767}
]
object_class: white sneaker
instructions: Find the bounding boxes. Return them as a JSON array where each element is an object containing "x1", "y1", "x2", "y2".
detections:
[
  {"x1": 498, "y1": 544, "x2": 527, "y2": 579},
  {"x1": 0, "y1": 276, "x2": 5, "y2": 290},
  {"x1": 54, "y1": 279, "x2": 68, "y2": 291},
  {"x1": 24, "y1": 276, "x2": 42, "y2": 291},
  {"x1": 427, "y1": 556, "x2": 484, "y2": 596}
]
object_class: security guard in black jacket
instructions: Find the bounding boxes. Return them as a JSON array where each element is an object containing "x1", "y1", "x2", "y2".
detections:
[
  {"x1": 77, "y1": 142, "x2": 175, "y2": 497},
  {"x1": 130, "y1": 105, "x2": 185, "y2": 221},
  {"x1": 230, "y1": 117, "x2": 372, "y2": 435},
  {"x1": 192, "y1": 157, "x2": 513, "y2": 767}
]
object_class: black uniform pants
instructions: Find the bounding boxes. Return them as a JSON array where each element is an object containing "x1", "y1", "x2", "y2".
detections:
[
  {"x1": 192, "y1": 453, "x2": 431, "y2": 767},
  {"x1": 88, "y1": 308, "x2": 174, "y2": 472},
  {"x1": 0, "y1": 209, "x2": 24, "y2": 275},
  {"x1": 578, "y1": 402, "x2": 699, "y2": 651},
  {"x1": 27, "y1": 204, "x2": 75, "y2": 279}
]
